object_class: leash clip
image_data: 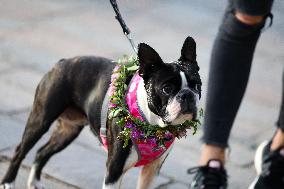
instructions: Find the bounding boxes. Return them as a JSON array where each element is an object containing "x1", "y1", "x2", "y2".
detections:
[{"x1": 125, "y1": 33, "x2": 138, "y2": 54}]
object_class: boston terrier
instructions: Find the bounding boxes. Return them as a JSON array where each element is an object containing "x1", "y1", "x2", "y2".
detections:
[{"x1": 0, "y1": 36, "x2": 201, "y2": 189}]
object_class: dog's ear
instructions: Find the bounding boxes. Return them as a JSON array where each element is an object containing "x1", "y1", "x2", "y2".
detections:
[
  {"x1": 179, "y1": 36, "x2": 196, "y2": 63},
  {"x1": 138, "y1": 43, "x2": 163, "y2": 80}
]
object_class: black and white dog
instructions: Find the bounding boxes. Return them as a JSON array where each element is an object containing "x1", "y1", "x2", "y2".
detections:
[{"x1": 0, "y1": 36, "x2": 201, "y2": 189}]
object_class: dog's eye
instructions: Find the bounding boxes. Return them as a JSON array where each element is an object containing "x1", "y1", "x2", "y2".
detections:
[
  {"x1": 162, "y1": 85, "x2": 173, "y2": 95},
  {"x1": 195, "y1": 84, "x2": 201, "y2": 91},
  {"x1": 189, "y1": 83, "x2": 201, "y2": 92}
]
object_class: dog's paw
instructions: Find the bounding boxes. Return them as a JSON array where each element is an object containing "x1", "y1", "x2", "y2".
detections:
[
  {"x1": 27, "y1": 181, "x2": 45, "y2": 189},
  {"x1": 27, "y1": 164, "x2": 45, "y2": 189},
  {"x1": 0, "y1": 183, "x2": 15, "y2": 189}
]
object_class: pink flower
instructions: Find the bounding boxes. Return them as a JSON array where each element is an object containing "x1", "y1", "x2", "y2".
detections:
[
  {"x1": 111, "y1": 73, "x2": 120, "y2": 82},
  {"x1": 113, "y1": 65, "x2": 121, "y2": 73},
  {"x1": 164, "y1": 132, "x2": 173, "y2": 139},
  {"x1": 109, "y1": 103, "x2": 117, "y2": 108},
  {"x1": 108, "y1": 85, "x2": 115, "y2": 96}
]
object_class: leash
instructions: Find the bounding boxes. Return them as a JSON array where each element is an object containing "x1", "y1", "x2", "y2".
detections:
[{"x1": 109, "y1": 0, "x2": 138, "y2": 54}]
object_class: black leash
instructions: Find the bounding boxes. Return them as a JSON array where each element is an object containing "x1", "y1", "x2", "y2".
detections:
[{"x1": 109, "y1": 0, "x2": 138, "y2": 54}]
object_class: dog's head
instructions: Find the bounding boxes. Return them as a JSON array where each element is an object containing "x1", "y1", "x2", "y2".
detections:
[{"x1": 138, "y1": 36, "x2": 201, "y2": 126}]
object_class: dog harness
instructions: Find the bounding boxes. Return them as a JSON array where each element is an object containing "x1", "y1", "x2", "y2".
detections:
[{"x1": 100, "y1": 72, "x2": 174, "y2": 167}]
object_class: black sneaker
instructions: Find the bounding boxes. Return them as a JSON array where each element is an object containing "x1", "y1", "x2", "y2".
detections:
[
  {"x1": 249, "y1": 140, "x2": 284, "y2": 189},
  {"x1": 188, "y1": 159, "x2": 228, "y2": 189}
]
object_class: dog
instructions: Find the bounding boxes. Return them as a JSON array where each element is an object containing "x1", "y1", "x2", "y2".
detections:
[{"x1": 0, "y1": 36, "x2": 201, "y2": 189}]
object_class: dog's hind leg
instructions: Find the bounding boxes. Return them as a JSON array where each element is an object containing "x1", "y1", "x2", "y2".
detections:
[
  {"x1": 28, "y1": 108, "x2": 86, "y2": 189},
  {"x1": 1, "y1": 64, "x2": 71, "y2": 187}
]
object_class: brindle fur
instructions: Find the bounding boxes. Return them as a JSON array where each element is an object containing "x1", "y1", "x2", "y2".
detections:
[{"x1": 0, "y1": 56, "x2": 132, "y2": 185}]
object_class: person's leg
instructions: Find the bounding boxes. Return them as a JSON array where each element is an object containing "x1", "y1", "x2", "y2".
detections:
[
  {"x1": 199, "y1": 12, "x2": 266, "y2": 165},
  {"x1": 248, "y1": 70, "x2": 284, "y2": 189},
  {"x1": 200, "y1": 0, "x2": 273, "y2": 166},
  {"x1": 271, "y1": 71, "x2": 284, "y2": 150},
  {"x1": 189, "y1": 1, "x2": 274, "y2": 188},
  {"x1": 271, "y1": 129, "x2": 284, "y2": 151}
]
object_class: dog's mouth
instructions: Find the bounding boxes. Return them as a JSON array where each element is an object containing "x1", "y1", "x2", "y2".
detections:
[{"x1": 163, "y1": 112, "x2": 194, "y2": 125}]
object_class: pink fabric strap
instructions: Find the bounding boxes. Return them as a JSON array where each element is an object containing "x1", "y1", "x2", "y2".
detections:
[
  {"x1": 126, "y1": 73, "x2": 174, "y2": 167},
  {"x1": 126, "y1": 73, "x2": 144, "y2": 121}
]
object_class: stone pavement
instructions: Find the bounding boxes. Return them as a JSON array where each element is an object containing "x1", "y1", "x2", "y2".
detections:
[{"x1": 0, "y1": 0, "x2": 283, "y2": 188}]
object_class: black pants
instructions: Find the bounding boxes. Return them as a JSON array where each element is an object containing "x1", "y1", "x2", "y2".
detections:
[{"x1": 202, "y1": 0, "x2": 284, "y2": 147}]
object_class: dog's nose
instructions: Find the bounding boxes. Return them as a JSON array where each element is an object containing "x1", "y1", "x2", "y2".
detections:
[
  {"x1": 177, "y1": 89, "x2": 195, "y2": 103},
  {"x1": 176, "y1": 89, "x2": 196, "y2": 113}
]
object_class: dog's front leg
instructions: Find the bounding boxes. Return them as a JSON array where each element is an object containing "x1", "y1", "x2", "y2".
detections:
[
  {"x1": 102, "y1": 175, "x2": 122, "y2": 189},
  {"x1": 136, "y1": 158, "x2": 164, "y2": 189},
  {"x1": 103, "y1": 145, "x2": 138, "y2": 189},
  {"x1": 136, "y1": 147, "x2": 172, "y2": 189}
]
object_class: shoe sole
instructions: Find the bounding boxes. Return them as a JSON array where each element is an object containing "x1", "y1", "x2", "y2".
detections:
[{"x1": 248, "y1": 140, "x2": 269, "y2": 189}]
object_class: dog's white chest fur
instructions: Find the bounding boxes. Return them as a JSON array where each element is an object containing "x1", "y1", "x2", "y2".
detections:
[{"x1": 136, "y1": 78, "x2": 165, "y2": 126}]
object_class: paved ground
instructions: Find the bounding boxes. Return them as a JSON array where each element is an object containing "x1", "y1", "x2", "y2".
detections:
[{"x1": 0, "y1": 0, "x2": 283, "y2": 188}]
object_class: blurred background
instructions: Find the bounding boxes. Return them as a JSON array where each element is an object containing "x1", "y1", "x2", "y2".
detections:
[{"x1": 0, "y1": 0, "x2": 283, "y2": 188}]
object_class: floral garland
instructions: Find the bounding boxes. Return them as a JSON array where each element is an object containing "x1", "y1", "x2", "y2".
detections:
[{"x1": 108, "y1": 55, "x2": 203, "y2": 149}]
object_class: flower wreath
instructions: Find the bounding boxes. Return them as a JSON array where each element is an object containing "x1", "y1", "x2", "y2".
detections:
[{"x1": 108, "y1": 55, "x2": 203, "y2": 149}]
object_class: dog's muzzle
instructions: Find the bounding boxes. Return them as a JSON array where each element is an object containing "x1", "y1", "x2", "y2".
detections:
[{"x1": 176, "y1": 89, "x2": 197, "y2": 114}]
